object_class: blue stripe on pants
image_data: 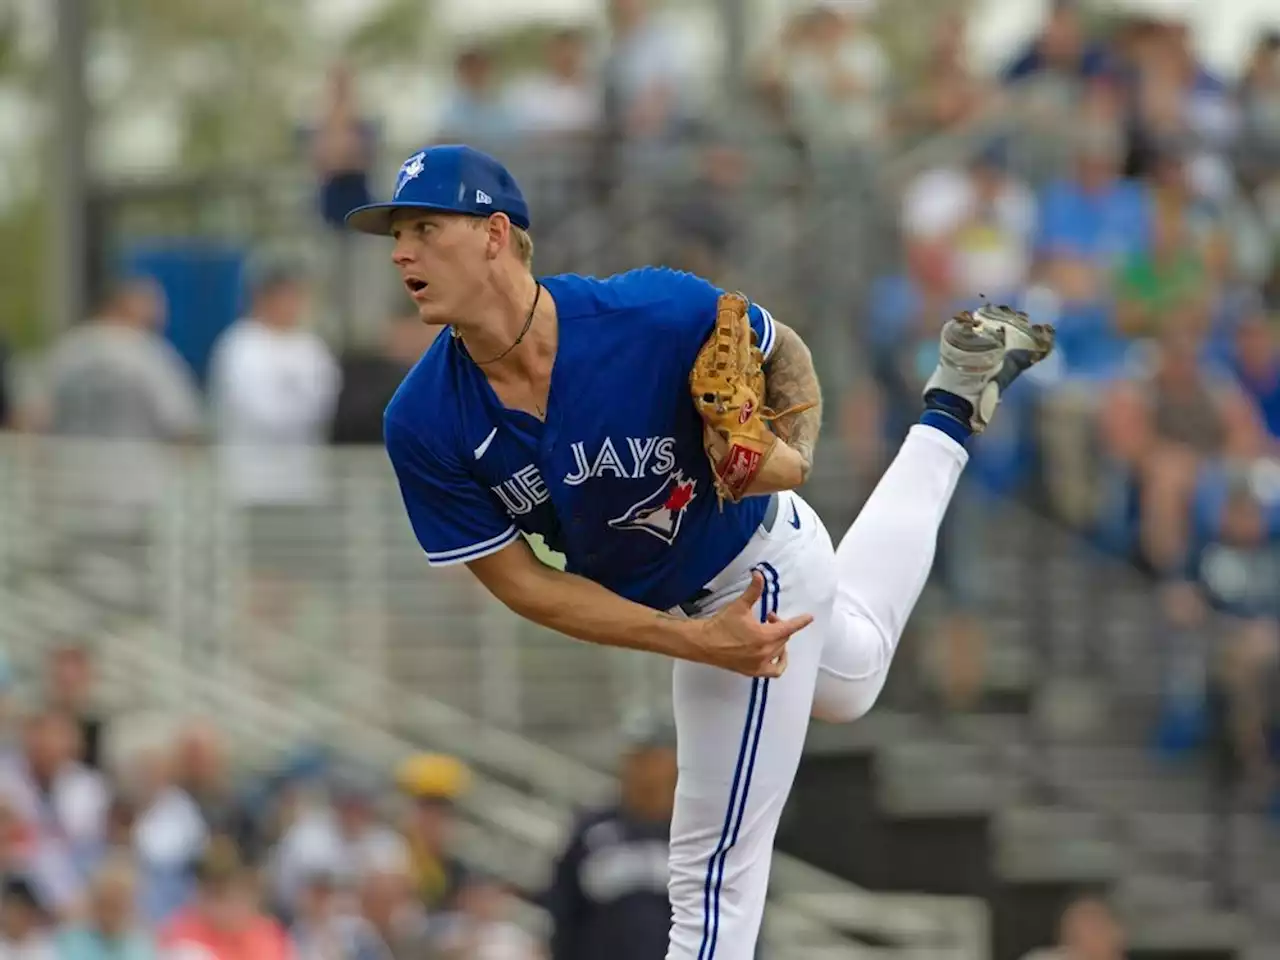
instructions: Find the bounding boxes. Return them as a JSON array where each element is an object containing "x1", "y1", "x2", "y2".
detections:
[
  {"x1": 699, "y1": 563, "x2": 779, "y2": 959},
  {"x1": 698, "y1": 681, "x2": 758, "y2": 960}
]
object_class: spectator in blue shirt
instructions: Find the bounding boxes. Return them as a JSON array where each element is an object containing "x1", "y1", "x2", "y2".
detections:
[
  {"x1": 436, "y1": 46, "x2": 516, "y2": 144},
  {"x1": 1228, "y1": 310, "x2": 1280, "y2": 442},
  {"x1": 1099, "y1": 325, "x2": 1266, "y2": 572},
  {"x1": 1036, "y1": 119, "x2": 1151, "y2": 377},
  {"x1": 1162, "y1": 469, "x2": 1280, "y2": 797},
  {"x1": 309, "y1": 63, "x2": 376, "y2": 230},
  {"x1": 1002, "y1": 0, "x2": 1113, "y2": 85}
]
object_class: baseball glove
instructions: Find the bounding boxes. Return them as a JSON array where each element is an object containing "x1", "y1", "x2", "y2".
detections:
[{"x1": 690, "y1": 293, "x2": 814, "y2": 506}]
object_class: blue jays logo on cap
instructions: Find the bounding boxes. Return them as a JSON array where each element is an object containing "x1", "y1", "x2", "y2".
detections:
[
  {"x1": 346, "y1": 144, "x2": 531, "y2": 236},
  {"x1": 395, "y1": 151, "x2": 427, "y2": 198}
]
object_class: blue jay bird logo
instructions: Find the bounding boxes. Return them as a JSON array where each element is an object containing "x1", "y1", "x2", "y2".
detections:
[
  {"x1": 608, "y1": 471, "x2": 698, "y2": 545},
  {"x1": 395, "y1": 152, "x2": 426, "y2": 198}
]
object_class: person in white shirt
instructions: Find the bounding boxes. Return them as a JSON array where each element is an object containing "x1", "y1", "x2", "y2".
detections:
[
  {"x1": 779, "y1": 0, "x2": 891, "y2": 150},
  {"x1": 208, "y1": 261, "x2": 341, "y2": 509},
  {"x1": 207, "y1": 261, "x2": 342, "y2": 635},
  {"x1": 900, "y1": 141, "x2": 1038, "y2": 302},
  {"x1": 432, "y1": 878, "x2": 540, "y2": 960},
  {"x1": 38, "y1": 277, "x2": 203, "y2": 565},
  {"x1": 604, "y1": 0, "x2": 692, "y2": 140},
  {"x1": 506, "y1": 28, "x2": 601, "y2": 138},
  {"x1": 269, "y1": 775, "x2": 408, "y2": 920},
  {"x1": 106, "y1": 717, "x2": 209, "y2": 925},
  {"x1": 0, "y1": 711, "x2": 109, "y2": 915}
]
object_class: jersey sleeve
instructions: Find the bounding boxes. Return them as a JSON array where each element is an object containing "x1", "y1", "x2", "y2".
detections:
[
  {"x1": 384, "y1": 414, "x2": 519, "y2": 566},
  {"x1": 650, "y1": 269, "x2": 779, "y2": 362},
  {"x1": 748, "y1": 299, "x2": 780, "y2": 361}
]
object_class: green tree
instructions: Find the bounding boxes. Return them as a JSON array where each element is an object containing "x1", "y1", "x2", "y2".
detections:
[
  {"x1": 0, "y1": 0, "x2": 448, "y2": 345},
  {"x1": 0, "y1": 2, "x2": 50, "y2": 347},
  {"x1": 91, "y1": 0, "x2": 315, "y2": 169},
  {"x1": 343, "y1": 0, "x2": 440, "y2": 66}
]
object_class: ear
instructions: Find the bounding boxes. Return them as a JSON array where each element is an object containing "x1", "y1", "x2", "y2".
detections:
[{"x1": 484, "y1": 214, "x2": 511, "y2": 260}]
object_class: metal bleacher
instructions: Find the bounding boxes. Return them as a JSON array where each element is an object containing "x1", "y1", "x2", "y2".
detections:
[
  {"x1": 0, "y1": 434, "x2": 991, "y2": 960},
  {"x1": 8, "y1": 424, "x2": 1279, "y2": 955},
  {"x1": 796, "y1": 506, "x2": 1280, "y2": 958}
]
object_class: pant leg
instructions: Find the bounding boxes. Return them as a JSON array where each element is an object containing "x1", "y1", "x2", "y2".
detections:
[
  {"x1": 667, "y1": 421, "x2": 967, "y2": 958},
  {"x1": 813, "y1": 424, "x2": 969, "y2": 722},
  {"x1": 667, "y1": 496, "x2": 835, "y2": 960}
]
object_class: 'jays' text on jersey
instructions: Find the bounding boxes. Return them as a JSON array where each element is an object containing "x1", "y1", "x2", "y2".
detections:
[{"x1": 383, "y1": 267, "x2": 781, "y2": 611}]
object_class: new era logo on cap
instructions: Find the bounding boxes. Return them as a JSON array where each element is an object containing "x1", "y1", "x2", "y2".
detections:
[{"x1": 344, "y1": 145, "x2": 531, "y2": 236}]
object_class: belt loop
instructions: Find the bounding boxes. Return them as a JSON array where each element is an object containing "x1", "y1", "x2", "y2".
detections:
[
  {"x1": 679, "y1": 588, "x2": 712, "y2": 617},
  {"x1": 761, "y1": 493, "x2": 780, "y2": 533}
]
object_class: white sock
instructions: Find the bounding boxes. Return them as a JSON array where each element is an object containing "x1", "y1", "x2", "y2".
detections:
[{"x1": 813, "y1": 424, "x2": 968, "y2": 721}]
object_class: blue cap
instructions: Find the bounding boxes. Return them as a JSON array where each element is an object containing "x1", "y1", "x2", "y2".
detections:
[{"x1": 345, "y1": 144, "x2": 531, "y2": 235}]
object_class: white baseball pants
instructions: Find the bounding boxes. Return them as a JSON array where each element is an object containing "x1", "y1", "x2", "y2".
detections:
[{"x1": 667, "y1": 424, "x2": 969, "y2": 960}]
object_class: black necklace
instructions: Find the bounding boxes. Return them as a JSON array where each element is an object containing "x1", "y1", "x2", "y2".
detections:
[{"x1": 462, "y1": 283, "x2": 542, "y2": 366}]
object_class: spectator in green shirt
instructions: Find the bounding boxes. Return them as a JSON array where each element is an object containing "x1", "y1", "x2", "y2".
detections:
[{"x1": 1114, "y1": 196, "x2": 1210, "y2": 341}]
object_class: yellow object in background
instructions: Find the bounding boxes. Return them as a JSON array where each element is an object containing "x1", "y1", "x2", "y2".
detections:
[{"x1": 396, "y1": 752, "x2": 471, "y2": 800}]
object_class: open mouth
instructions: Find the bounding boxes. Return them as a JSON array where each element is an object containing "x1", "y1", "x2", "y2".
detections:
[{"x1": 405, "y1": 278, "x2": 428, "y2": 295}]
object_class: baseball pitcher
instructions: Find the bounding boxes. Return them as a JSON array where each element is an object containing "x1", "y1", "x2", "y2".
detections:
[{"x1": 347, "y1": 145, "x2": 1054, "y2": 960}]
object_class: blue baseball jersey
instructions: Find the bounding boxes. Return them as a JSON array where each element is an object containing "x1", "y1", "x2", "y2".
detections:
[{"x1": 383, "y1": 267, "x2": 780, "y2": 611}]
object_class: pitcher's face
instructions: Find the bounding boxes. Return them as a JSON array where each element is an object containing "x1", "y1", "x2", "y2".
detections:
[{"x1": 390, "y1": 212, "x2": 492, "y2": 325}]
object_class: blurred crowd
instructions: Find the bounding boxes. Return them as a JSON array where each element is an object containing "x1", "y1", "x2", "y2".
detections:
[
  {"x1": 315, "y1": 0, "x2": 1280, "y2": 815},
  {"x1": 843, "y1": 3, "x2": 1280, "y2": 810},
  {"x1": 0, "y1": 640, "x2": 685, "y2": 959},
  {"x1": 5, "y1": 0, "x2": 1280, "y2": 813},
  {"x1": 0, "y1": 641, "x2": 464, "y2": 958}
]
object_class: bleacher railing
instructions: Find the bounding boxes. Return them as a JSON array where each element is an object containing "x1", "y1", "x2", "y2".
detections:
[
  {"x1": 0, "y1": 424, "x2": 1176, "y2": 743},
  {"x1": 0, "y1": 432, "x2": 994, "y2": 958}
]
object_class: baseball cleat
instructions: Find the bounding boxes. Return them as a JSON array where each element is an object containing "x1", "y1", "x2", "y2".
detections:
[{"x1": 922, "y1": 303, "x2": 1055, "y2": 433}]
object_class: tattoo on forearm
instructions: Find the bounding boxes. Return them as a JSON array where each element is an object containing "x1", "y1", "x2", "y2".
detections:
[{"x1": 763, "y1": 322, "x2": 823, "y2": 477}]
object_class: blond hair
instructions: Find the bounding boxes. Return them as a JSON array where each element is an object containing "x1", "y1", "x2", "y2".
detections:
[
  {"x1": 472, "y1": 216, "x2": 534, "y2": 268},
  {"x1": 510, "y1": 225, "x2": 534, "y2": 269},
  {"x1": 91, "y1": 852, "x2": 138, "y2": 902}
]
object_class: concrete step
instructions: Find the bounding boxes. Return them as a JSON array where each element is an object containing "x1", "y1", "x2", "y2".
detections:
[
  {"x1": 876, "y1": 740, "x2": 1026, "y2": 816},
  {"x1": 1064, "y1": 774, "x2": 1216, "y2": 815},
  {"x1": 1113, "y1": 872, "x2": 1218, "y2": 915},
  {"x1": 1122, "y1": 811, "x2": 1280, "y2": 880},
  {"x1": 1243, "y1": 882, "x2": 1280, "y2": 929},
  {"x1": 1040, "y1": 743, "x2": 1184, "y2": 780},
  {"x1": 993, "y1": 805, "x2": 1126, "y2": 883}
]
